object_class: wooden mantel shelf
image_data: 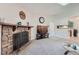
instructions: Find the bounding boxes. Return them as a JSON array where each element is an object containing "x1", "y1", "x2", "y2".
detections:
[{"x1": 0, "y1": 22, "x2": 34, "y2": 29}]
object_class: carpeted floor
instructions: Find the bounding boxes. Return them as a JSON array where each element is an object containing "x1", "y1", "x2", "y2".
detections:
[{"x1": 18, "y1": 37, "x2": 67, "y2": 55}]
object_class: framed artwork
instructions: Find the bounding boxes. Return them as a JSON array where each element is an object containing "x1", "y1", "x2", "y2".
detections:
[
  {"x1": 68, "y1": 21, "x2": 74, "y2": 28},
  {"x1": 57, "y1": 25, "x2": 68, "y2": 29},
  {"x1": 19, "y1": 11, "x2": 26, "y2": 20}
]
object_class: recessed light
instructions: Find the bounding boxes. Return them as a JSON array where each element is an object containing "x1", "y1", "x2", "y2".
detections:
[{"x1": 59, "y1": 3, "x2": 69, "y2": 6}]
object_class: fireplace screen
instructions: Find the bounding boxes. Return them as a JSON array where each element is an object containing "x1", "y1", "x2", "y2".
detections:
[{"x1": 13, "y1": 31, "x2": 29, "y2": 51}]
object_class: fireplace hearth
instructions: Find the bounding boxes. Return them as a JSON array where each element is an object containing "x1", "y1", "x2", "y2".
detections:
[{"x1": 13, "y1": 31, "x2": 29, "y2": 51}]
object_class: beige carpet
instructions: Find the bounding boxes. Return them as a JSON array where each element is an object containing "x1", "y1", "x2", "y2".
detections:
[{"x1": 18, "y1": 37, "x2": 67, "y2": 55}]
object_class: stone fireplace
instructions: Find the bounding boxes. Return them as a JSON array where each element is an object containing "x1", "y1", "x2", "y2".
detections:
[{"x1": 0, "y1": 22, "x2": 33, "y2": 55}]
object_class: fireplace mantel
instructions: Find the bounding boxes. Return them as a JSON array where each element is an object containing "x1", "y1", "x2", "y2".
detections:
[
  {"x1": 0, "y1": 22, "x2": 33, "y2": 29},
  {"x1": 0, "y1": 22, "x2": 33, "y2": 55}
]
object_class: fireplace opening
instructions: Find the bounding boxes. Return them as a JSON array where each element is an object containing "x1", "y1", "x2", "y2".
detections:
[{"x1": 13, "y1": 31, "x2": 29, "y2": 51}]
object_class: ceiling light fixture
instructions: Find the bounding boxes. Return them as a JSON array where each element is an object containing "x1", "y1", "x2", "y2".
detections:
[{"x1": 59, "y1": 3, "x2": 69, "y2": 6}]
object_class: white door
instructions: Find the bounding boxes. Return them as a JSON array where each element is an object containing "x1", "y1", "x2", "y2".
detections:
[{"x1": 49, "y1": 22, "x2": 54, "y2": 38}]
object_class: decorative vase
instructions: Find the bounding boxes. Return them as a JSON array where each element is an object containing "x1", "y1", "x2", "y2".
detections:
[
  {"x1": 17, "y1": 22, "x2": 22, "y2": 26},
  {"x1": 27, "y1": 22, "x2": 29, "y2": 26}
]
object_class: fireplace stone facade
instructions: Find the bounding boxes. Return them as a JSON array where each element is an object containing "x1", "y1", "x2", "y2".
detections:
[{"x1": 0, "y1": 22, "x2": 33, "y2": 55}]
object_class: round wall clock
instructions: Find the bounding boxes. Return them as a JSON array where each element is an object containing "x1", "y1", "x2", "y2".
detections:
[
  {"x1": 39, "y1": 17, "x2": 45, "y2": 24},
  {"x1": 19, "y1": 11, "x2": 26, "y2": 20}
]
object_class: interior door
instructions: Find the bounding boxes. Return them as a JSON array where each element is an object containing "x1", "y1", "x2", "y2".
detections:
[{"x1": 49, "y1": 22, "x2": 54, "y2": 37}]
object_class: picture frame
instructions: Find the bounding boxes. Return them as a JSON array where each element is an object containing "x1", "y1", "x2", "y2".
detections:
[{"x1": 57, "y1": 25, "x2": 68, "y2": 29}]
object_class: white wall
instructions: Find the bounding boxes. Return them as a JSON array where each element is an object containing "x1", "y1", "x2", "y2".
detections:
[
  {"x1": 50, "y1": 4, "x2": 79, "y2": 39},
  {"x1": 0, "y1": 4, "x2": 53, "y2": 40},
  {"x1": 51, "y1": 4, "x2": 79, "y2": 39},
  {"x1": 1, "y1": 4, "x2": 78, "y2": 40}
]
